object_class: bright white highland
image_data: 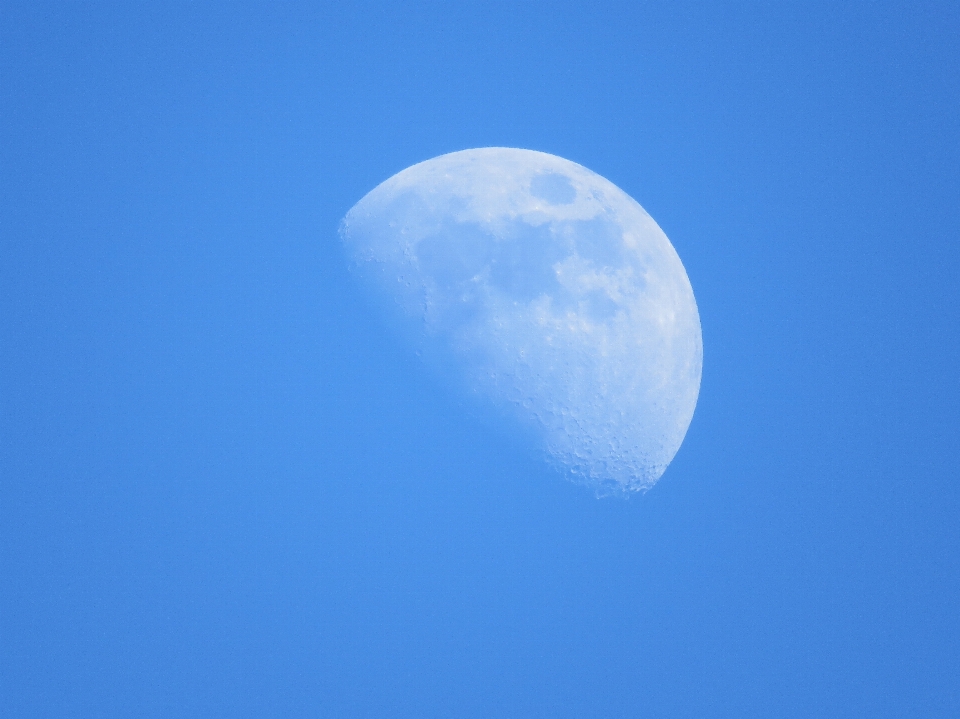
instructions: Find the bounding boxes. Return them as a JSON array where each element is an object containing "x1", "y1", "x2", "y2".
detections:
[{"x1": 341, "y1": 148, "x2": 702, "y2": 493}]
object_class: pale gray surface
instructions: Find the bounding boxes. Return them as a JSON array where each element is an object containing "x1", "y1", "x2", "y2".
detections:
[{"x1": 341, "y1": 148, "x2": 702, "y2": 493}]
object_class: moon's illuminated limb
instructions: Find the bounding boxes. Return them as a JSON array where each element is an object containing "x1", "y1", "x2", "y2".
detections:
[{"x1": 341, "y1": 148, "x2": 702, "y2": 493}]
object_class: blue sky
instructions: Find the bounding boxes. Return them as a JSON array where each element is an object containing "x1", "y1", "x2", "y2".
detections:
[{"x1": 2, "y1": 3, "x2": 958, "y2": 717}]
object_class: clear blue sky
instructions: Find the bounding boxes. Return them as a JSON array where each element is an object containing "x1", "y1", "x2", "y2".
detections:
[{"x1": 2, "y1": 3, "x2": 958, "y2": 717}]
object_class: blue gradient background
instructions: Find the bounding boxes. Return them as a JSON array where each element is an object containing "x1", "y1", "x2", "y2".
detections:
[{"x1": 2, "y1": 3, "x2": 958, "y2": 717}]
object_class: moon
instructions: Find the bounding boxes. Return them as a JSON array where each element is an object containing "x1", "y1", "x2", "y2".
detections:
[{"x1": 340, "y1": 148, "x2": 702, "y2": 494}]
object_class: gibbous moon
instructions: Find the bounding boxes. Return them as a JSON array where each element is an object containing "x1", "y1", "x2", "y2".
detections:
[{"x1": 340, "y1": 148, "x2": 702, "y2": 494}]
